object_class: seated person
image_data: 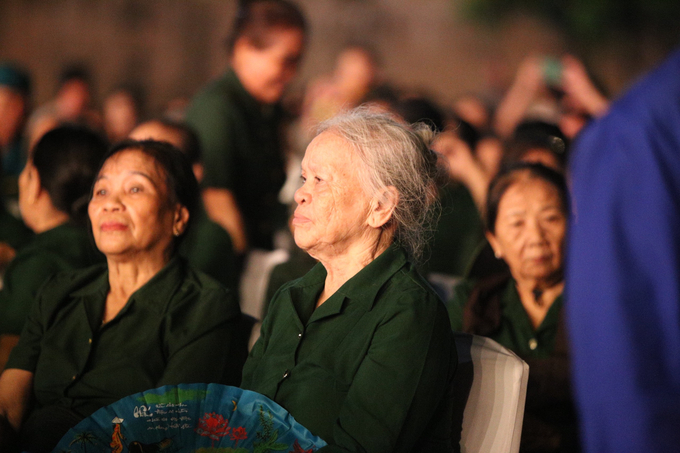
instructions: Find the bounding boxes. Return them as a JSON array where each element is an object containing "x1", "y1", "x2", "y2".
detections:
[
  {"x1": 0, "y1": 126, "x2": 107, "y2": 339},
  {"x1": 448, "y1": 162, "x2": 579, "y2": 452},
  {"x1": 242, "y1": 108, "x2": 455, "y2": 453},
  {"x1": 129, "y1": 119, "x2": 238, "y2": 295},
  {"x1": 0, "y1": 140, "x2": 241, "y2": 452}
]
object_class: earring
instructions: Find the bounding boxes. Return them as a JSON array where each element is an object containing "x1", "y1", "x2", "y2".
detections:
[
  {"x1": 494, "y1": 250, "x2": 502, "y2": 259},
  {"x1": 173, "y1": 229, "x2": 181, "y2": 237}
]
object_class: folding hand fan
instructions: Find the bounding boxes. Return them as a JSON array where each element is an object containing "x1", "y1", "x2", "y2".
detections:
[{"x1": 52, "y1": 383, "x2": 327, "y2": 453}]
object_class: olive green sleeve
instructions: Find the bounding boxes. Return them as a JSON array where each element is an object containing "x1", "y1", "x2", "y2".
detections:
[{"x1": 0, "y1": 252, "x2": 67, "y2": 335}]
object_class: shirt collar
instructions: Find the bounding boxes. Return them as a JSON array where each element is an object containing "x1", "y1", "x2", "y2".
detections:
[
  {"x1": 71, "y1": 256, "x2": 186, "y2": 314},
  {"x1": 289, "y1": 244, "x2": 409, "y2": 319}
]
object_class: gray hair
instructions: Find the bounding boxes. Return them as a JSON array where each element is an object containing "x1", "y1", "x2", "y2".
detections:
[{"x1": 317, "y1": 107, "x2": 443, "y2": 262}]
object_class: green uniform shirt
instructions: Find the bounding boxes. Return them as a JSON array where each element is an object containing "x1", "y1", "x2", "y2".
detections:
[
  {"x1": 242, "y1": 245, "x2": 454, "y2": 453},
  {"x1": 185, "y1": 69, "x2": 287, "y2": 250},
  {"x1": 0, "y1": 205, "x2": 32, "y2": 251},
  {"x1": 0, "y1": 223, "x2": 101, "y2": 335},
  {"x1": 6, "y1": 256, "x2": 240, "y2": 418},
  {"x1": 421, "y1": 183, "x2": 484, "y2": 277},
  {"x1": 179, "y1": 203, "x2": 238, "y2": 295},
  {"x1": 449, "y1": 278, "x2": 563, "y2": 358}
]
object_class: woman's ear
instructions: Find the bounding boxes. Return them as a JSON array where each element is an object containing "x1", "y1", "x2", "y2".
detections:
[
  {"x1": 367, "y1": 186, "x2": 399, "y2": 229},
  {"x1": 172, "y1": 205, "x2": 190, "y2": 237},
  {"x1": 22, "y1": 164, "x2": 41, "y2": 205},
  {"x1": 485, "y1": 231, "x2": 503, "y2": 259}
]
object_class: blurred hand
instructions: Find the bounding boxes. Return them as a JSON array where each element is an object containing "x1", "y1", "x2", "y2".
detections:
[
  {"x1": 0, "y1": 242, "x2": 16, "y2": 271},
  {"x1": 561, "y1": 54, "x2": 609, "y2": 116}
]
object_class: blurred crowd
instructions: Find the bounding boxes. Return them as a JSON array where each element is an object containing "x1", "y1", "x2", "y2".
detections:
[{"x1": 2, "y1": 0, "x2": 665, "y2": 451}]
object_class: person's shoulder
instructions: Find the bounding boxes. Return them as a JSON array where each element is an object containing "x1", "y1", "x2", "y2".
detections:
[
  {"x1": 177, "y1": 262, "x2": 240, "y2": 313},
  {"x1": 187, "y1": 74, "x2": 239, "y2": 114},
  {"x1": 31, "y1": 264, "x2": 107, "y2": 314}
]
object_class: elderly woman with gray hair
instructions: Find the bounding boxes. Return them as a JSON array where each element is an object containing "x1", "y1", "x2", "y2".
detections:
[{"x1": 241, "y1": 108, "x2": 455, "y2": 453}]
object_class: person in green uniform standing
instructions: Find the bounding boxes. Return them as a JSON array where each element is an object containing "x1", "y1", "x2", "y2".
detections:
[
  {"x1": 448, "y1": 162, "x2": 579, "y2": 452},
  {"x1": 185, "y1": 0, "x2": 307, "y2": 254},
  {"x1": 0, "y1": 126, "x2": 106, "y2": 339},
  {"x1": 242, "y1": 109, "x2": 456, "y2": 453},
  {"x1": 0, "y1": 140, "x2": 241, "y2": 452}
]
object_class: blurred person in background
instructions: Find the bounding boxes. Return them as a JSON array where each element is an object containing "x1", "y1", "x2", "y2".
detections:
[
  {"x1": 0, "y1": 64, "x2": 31, "y2": 186},
  {"x1": 0, "y1": 140, "x2": 240, "y2": 452},
  {"x1": 493, "y1": 54, "x2": 609, "y2": 140},
  {"x1": 186, "y1": 0, "x2": 307, "y2": 256},
  {"x1": 26, "y1": 65, "x2": 101, "y2": 152},
  {"x1": 103, "y1": 86, "x2": 141, "y2": 144},
  {"x1": 0, "y1": 126, "x2": 107, "y2": 367},
  {"x1": 299, "y1": 45, "x2": 379, "y2": 137},
  {"x1": 449, "y1": 162, "x2": 579, "y2": 453},
  {"x1": 129, "y1": 119, "x2": 238, "y2": 295},
  {"x1": 0, "y1": 63, "x2": 33, "y2": 267}
]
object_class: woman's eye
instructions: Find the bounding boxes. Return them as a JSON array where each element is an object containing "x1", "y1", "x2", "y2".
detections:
[
  {"x1": 300, "y1": 176, "x2": 306, "y2": 183},
  {"x1": 95, "y1": 188, "x2": 106, "y2": 196},
  {"x1": 314, "y1": 176, "x2": 322, "y2": 183},
  {"x1": 130, "y1": 186, "x2": 141, "y2": 194}
]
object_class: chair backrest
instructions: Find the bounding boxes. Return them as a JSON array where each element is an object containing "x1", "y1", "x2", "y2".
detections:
[{"x1": 454, "y1": 333, "x2": 529, "y2": 453}]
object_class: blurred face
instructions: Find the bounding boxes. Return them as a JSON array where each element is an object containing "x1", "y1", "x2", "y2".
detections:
[
  {"x1": 57, "y1": 79, "x2": 90, "y2": 121},
  {"x1": 88, "y1": 149, "x2": 187, "y2": 261},
  {"x1": 292, "y1": 131, "x2": 373, "y2": 259},
  {"x1": 232, "y1": 27, "x2": 305, "y2": 104},
  {"x1": 487, "y1": 176, "x2": 566, "y2": 285},
  {"x1": 0, "y1": 87, "x2": 26, "y2": 145}
]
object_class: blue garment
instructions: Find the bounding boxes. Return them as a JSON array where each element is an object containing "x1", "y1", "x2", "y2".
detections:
[{"x1": 566, "y1": 48, "x2": 680, "y2": 453}]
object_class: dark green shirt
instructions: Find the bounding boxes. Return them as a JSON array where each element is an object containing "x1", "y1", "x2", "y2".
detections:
[
  {"x1": 0, "y1": 205, "x2": 32, "y2": 251},
  {"x1": 421, "y1": 183, "x2": 484, "y2": 277},
  {"x1": 0, "y1": 223, "x2": 101, "y2": 335},
  {"x1": 185, "y1": 69, "x2": 287, "y2": 250},
  {"x1": 242, "y1": 245, "x2": 454, "y2": 453},
  {"x1": 179, "y1": 203, "x2": 238, "y2": 295},
  {"x1": 448, "y1": 278, "x2": 563, "y2": 358},
  {"x1": 6, "y1": 257, "x2": 240, "y2": 418}
]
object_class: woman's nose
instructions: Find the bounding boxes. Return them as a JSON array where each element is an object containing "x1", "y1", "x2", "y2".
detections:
[
  {"x1": 101, "y1": 193, "x2": 123, "y2": 211},
  {"x1": 526, "y1": 219, "x2": 547, "y2": 242},
  {"x1": 294, "y1": 185, "x2": 309, "y2": 205}
]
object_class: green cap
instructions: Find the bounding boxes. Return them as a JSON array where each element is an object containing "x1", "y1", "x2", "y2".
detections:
[{"x1": 0, "y1": 62, "x2": 31, "y2": 96}]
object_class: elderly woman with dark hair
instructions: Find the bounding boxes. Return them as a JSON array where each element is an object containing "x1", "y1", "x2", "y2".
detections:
[
  {"x1": 242, "y1": 108, "x2": 455, "y2": 453},
  {"x1": 448, "y1": 162, "x2": 579, "y2": 452},
  {"x1": 0, "y1": 140, "x2": 240, "y2": 452}
]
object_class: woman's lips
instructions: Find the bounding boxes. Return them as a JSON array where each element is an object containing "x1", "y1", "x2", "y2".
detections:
[
  {"x1": 292, "y1": 214, "x2": 310, "y2": 225},
  {"x1": 100, "y1": 221, "x2": 128, "y2": 232}
]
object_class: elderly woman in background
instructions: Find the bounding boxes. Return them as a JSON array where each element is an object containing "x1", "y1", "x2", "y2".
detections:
[
  {"x1": 448, "y1": 162, "x2": 579, "y2": 452},
  {"x1": 0, "y1": 126, "x2": 106, "y2": 341},
  {"x1": 242, "y1": 109, "x2": 455, "y2": 453},
  {"x1": 0, "y1": 140, "x2": 240, "y2": 452}
]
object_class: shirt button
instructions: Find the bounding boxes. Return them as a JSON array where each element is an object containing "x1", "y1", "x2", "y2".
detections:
[
  {"x1": 297, "y1": 333, "x2": 302, "y2": 339},
  {"x1": 88, "y1": 338, "x2": 92, "y2": 344},
  {"x1": 528, "y1": 339, "x2": 538, "y2": 350},
  {"x1": 72, "y1": 375, "x2": 77, "y2": 380},
  {"x1": 282, "y1": 369, "x2": 290, "y2": 379}
]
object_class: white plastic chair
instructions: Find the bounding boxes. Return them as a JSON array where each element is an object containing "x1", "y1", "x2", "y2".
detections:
[{"x1": 454, "y1": 333, "x2": 529, "y2": 453}]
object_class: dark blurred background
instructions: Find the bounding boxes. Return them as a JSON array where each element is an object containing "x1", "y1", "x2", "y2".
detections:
[{"x1": 1, "y1": 0, "x2": 678, "y2": 118}]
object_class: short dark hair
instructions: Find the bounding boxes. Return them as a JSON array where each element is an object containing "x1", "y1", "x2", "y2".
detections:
[
  {"x1": 226, "y1": 0, "x2": 307, "y2": 53},
  {"x1": 32, "y1": 125, "x2": 108, "y2": 225},
  {"x1": 486, "y1": 162, "x2": 569, "y2": 234},
  {"x1": 156, "y1": 119, "x2": 203, "y2": 165},
  {"x1": 59, "y1": 64, "x2": 91, "y2": 87},
  {"x1": 97, "y1": 139, "x2": 199, "y2": 246},
  {"x1": 502, "y1": 121, "x2": 569, "y2": 171}
]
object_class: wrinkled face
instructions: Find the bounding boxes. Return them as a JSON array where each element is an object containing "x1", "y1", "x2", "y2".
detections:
[
  {"x1": 292, "y1": 131, "x2": 372, "y2": 259},
  {"x1": 488, "y1": 176, "x2": 566, "y2": 284},
  {"x1": 88, "y1": 149, "x2": 185, "y2": 260},
  {"x1": 233, "y1": 27, "x2": 305, "y2": 104}
]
